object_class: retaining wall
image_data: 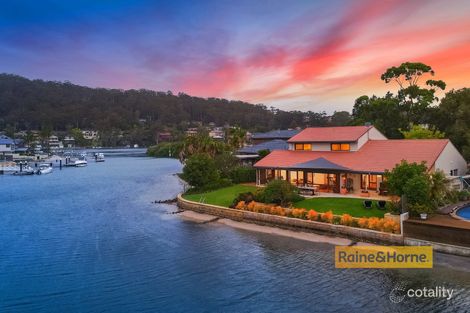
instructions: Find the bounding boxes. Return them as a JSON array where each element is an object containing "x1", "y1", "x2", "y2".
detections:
[{"x1": 177, "y1": 195, "x2": 403, "y2": 245}]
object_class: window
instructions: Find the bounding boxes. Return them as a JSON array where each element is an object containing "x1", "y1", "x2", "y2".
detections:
[
  {"x1": 331, "y1": 143, "x2": 350, "y2": 151},
  {"x1": 289, "y1": 171, "x2": 304, "y2": 185},
  {"x1": 307, "y1": 172, "x2": 314, "y2": 185},
  {"x1": 361, "y1": 174, "x2": 382, "y2": 190},
  {"x1": 450, "y1": 169, "x2": 458, "y2": 176},
  {"x1": 275, "y1": 170, "x2": 287, "y2": 180},
  {"x1": 294, "y1": 143, "x2": 312, "y2": 151}
]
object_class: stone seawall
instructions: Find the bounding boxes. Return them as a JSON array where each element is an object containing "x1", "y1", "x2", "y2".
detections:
[{"x1": 177, "y1": 195, "x2": 403, "y2": 245}]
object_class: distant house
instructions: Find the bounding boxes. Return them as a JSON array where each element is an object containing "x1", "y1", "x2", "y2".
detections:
[
  {"x1": 209, "y1": 127, "x2": 225, "y2": 140},
  {"x1": 235, "y1": 139, "x2": 289, "y2": 165},
  {"x1": 48, "y1": 135, "x2": 63, "y2": 152},
  {"x1": 82, "y1": 130, "x2": 98, "y2": 140},
  {"x1": 157, "y1": 132, "x2": 173, "y2": 142},
  {"x1": 0, "y1": 135, "x2": 14, "y2": 153},
  {"x1": 251, "y1": 129, "x2": 301, "y2": 144},
  {"x1": 13, "y1": 139, "x2": 28, "y2": 154},
  {"x1": 63, "y1": 136, "x2": 75, "y2": 148},
  {"x1": 254, "y1": 126, "x2": 467, "y2": 195},
  {"x1": 0, "y1": 135, "x2": 14, "y2": 160},
  {"x1": 185, "y1": 128, "x2": 199, "y2": 137}
]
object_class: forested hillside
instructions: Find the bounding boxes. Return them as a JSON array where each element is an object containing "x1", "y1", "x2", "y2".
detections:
[{"x1": 0, "y1": 74, "x2": 340, "y2": 134}]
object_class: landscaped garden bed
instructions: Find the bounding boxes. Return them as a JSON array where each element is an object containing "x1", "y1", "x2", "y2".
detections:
[{"x1": 232, "y1": 200, "x2": 400, "y2": 234}]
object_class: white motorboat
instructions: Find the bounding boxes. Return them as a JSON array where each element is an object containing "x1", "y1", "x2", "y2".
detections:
[
  {"x1": 95, "y1": 153, "x2": 105, "y2": 162},
  {"x1": 12, "y1": 164, "x2": 35, "y2": 176},
  {"x1": 74, "y1": 159, "x2": 88, "y2": 167},
  {"x1": 36, "y1": 164, "x2": 53, "y2": 175}
]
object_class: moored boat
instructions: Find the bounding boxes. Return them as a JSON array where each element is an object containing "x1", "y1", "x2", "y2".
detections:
[
  {"x1": 73, "y1": 159, "x2": 88, "y2": 167},
  {"x1": 36, "y1": 164, "x2": 53, "y2": 175},
  {"x1": 13, "y1": 165, "x2": 35, "y2": 176},
  {"x1": 95, "y1": 153, "x2": 105, "y2": 162}
]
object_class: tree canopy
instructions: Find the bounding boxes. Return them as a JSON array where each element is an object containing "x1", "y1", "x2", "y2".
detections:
[{"x1": 400, "y1": 124, "x2": 445, "y2": 139}]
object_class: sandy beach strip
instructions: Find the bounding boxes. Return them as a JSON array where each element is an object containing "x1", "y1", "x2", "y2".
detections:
[
  {"x1": 178, "y1": 210, "x2": 220, "y2": 223},
  {"x1": 179, "y1": 210, "x2": 352, "y2": 245}
]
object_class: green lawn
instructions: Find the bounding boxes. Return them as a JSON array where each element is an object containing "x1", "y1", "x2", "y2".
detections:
[
  {"x1": 294, "y1": 197, "x2": 385, "y2": 218},
  {"x1": 183, "y1": 184, "x2": 385, "y2": 218},
  {"x1": 183, "y1": 184, "x2": 258, "y2": 207}
]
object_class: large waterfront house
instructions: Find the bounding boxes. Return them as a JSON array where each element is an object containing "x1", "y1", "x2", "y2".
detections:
[{"x1": 254, "y1": 126, "x2": 467, "y2": 196}]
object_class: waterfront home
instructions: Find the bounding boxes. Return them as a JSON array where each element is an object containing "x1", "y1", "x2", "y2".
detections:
[
  {"x1": 63, "y1": 136, "x2": 75, "y2": 148},
  {"x1": 251, "y1": 129, "x2": 300, "y2": 144},
  {"x1": 254, "y1": 126, "x2": 467, "y2": 196},
  {"x1": 48, "y1": 135, "x2": 64, "y2": 152},
  {"x1": 0, "y1": 135, "x2": 15, "y2": 161}
]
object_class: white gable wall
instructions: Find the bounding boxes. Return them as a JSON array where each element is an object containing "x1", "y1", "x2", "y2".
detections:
[
  {"x1": 434, "y1": 142, "x2": 467, "y2": 176},
  {"x1": 355, "y1": 127, "x2": 388, "y2": 150}
]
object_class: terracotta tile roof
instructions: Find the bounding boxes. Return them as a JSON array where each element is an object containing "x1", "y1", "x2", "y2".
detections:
[
  {"x1": 254, "y1": 139, "x2": 449, "y2": 173},
  {"x1": 288, "y1": 126, "x2": 372, "y2": 143}
]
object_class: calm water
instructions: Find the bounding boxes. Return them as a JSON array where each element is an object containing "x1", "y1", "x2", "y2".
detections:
[{"x1": 1, "y1": 156, "x2": 469, "y2": 313}]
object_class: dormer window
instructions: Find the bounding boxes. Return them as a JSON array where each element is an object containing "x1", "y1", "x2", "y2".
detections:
[
  {"x1": 294, "y1": 143, "x2": 312, "y2": 151},
  {"x1": 331, "y1": 143, "x2": 350, "y2": 151}
]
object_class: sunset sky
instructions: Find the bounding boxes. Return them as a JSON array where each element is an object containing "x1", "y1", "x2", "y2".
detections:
[{"x1": 0, "y1": 0, "x2": 469, "y2": 112}]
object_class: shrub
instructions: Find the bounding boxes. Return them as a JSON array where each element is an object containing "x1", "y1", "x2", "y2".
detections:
[
  {"x1": 340, "y1": 214, "x2": 353, "y2": 226},
  {"x1": 259, "y1": 180, "x2": 304, "y2": 206},
  {"x1": 307, "y1": 210, "x2": 318, "y2": 221},
  {"x1": 408, "y1": 203, "x2": 432, "y2": 217},
  {"x1": 351, "y1": 219, "x2": 359, "y2": 228},
  {"x1": 367, "y1": 217, "x2": 382, "y2": 231},
  {"x1": 253, "y1": 189, "x2": 266, "y2": 203},
  {"x1": 246, "y1": 201, "x2": 256, "y2": 211},
  {"x1": 358, "y1": 217, "x2": 369, "y2": 228},
  {"x1": 270, "y1": 206, "x2": 285, "y2": 216},
  {"x1": 284, "y1": 208, "x2": 293, "y2": 217},
  {"x1": 385, "y1": 200, "x2": 401, "y2": 215},
  {"x1": 402, "y1": 175, "x2": 431, "y2": 207},
  {"x1": 385, "y1": 161, "x2": 428, "y2": 196},
  {"x1": 254, "y1": 202, "x2": 271, "y2": 213},
  {"x1": 445, "y1": 190, "x2": 459, "y2": 204},
  {"x1": 321, "y1": 211, "x2": 334, "y2": 223},
  {"x1": 457, "y1": 190, "x2": 470, "y2": 201},
  {"x1": 235, "y1": 201, "x2": 246, "y2": 210},
  {"x1": 203, "y1": 178, "x2": 232, "y2": 192},
  {"x1": 383, "y1": 219, "x2": 400, "y2": 233},
  {"x1": 182, "y1": 154, "x2": 220, "y2": 190},
  {"x1": 292, "y1": 208, "x2": 307, "y2": 219},
  {"x1": 231, "y1": 192, "x2": 255, "y2": 208},
  {"x1": 229, "y1": 166, "x2": 256, "y2": 183}
]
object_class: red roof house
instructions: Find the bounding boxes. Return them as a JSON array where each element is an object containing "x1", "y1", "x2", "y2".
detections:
[{"x1": 253, "y1": 126, "x2": 466, "y2": 196}]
